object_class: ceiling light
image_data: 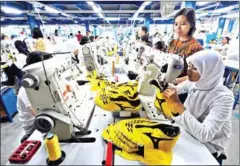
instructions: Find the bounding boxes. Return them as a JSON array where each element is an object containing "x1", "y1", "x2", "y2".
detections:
[
  {"x1": 196, "y1": 3, "x2": 220, "y2": 12},
  {"x1": 1, "y1": 6, "x2": 22, "y2": 14},
  {"x1": 212, "y1": 5, "x2": 239, "y2": 13},
  {"x1": 105, "y1": 17, "x2": 120, "y2": 21},
  {"x1": 144, "y1": 1, "x2": 151, "y2": 6},
  {"x1": 87, "y1": 1, "x2": 95, "y2": 6},
  {"x1": 132, "y1": 1, "x2": 152, "y2": 19},
  {"x1": 62, "y1": 13, "x2": 70, "y2": 17},
  {"x1": 98, "y1": 13, "x2": 104, "y2": 18},
  {"x1": 197, "y1": 2, "x2": 212, "y2": 6},
  {"x1": 129, "y1": 17, "x2": 145, "y2": 21},
  {"x1": 223, "y1": 12, "x2": 239, "y2": 18},
  {"x1": 87, "y1": 1, "x2": 104, "y2": 19},
  {"x1": 152, "y1": 18, "x2": 166, "y2": 21},
  {"x1": 74, "y1": 20, "x2": 78, "y2": 23},
  {"x1": 196, "y1": 12, "x2": 209, "y2": 19},
  {"x1": 45, "y1": 6, "x2": 59, "y2": 14},
  {"x1": 1, "y1": 18, "x2": 4, "y2": 21}
]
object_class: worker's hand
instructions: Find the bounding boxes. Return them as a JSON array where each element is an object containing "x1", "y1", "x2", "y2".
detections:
[
  {"x1": 163, "y1": 88, "x2": 180, "y2": 104},
  {"x1": 163, "y1": 88, "x2": 185, "y2": 115}
]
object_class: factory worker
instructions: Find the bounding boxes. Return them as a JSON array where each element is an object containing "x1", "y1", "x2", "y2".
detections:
[
  {"x1": 32, "y1": 27, "x2": 54, "y2": 53},
  {"x1": 215, "y1": 36, "x2": 231, "y2": 59},
  {"x1": 167, "y1": 8, "x2": 203, "y2": 103},
  {"x1": 153, "y1": 40, "x2": 166, "y2": 52},
  {"x1": 223, "y1": 41, "x2": 239, "y2": 84},
  {"x1": 65, "y1": 35, "x2": 80, "y2": 63},
  {"x1": 1, "y1": 40, "x2": 28, "y2": 86},
  {"x1": 14, "y1": 40, "x2": 29, "y2": 69},
  {"x1": 65, "y1": 35, "x2": 89, "y2": 64},
  {"x1": 226, "y1": 41, "x2": 239, "y2": 61},
  {"x1": 17, "y1": 87, "x2": 36, "y2": 143},
  {"x1": 163, "y1": 50, "x2": 233, "y2": 165}
]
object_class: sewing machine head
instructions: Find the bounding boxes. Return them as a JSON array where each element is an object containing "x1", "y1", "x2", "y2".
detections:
[
  {"x1": 137, "y1": 51, "x2": 184, "y2": 95},
  {"x1": 149, "y1": 53, "x2": 184, "y2": 91},
  {"x1": 21, "y1": 52, "x2": 83, "y2": 140}
]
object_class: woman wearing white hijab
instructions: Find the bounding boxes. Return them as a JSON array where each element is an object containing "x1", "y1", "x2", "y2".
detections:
[{"x1": 163, "y1": 50, "x2": 233, "y2": 165}]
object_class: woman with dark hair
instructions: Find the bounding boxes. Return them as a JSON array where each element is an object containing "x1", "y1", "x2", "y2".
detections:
[
  {"x1": 80, "y1": 36, "x2": 90, "y2": 45},
  {"x1": 215, "y1": 36, "x2": 231, "y2": 59},
  {"x1": 14, "y1": 40, "x2": 30, "y2": 56},
  {"x1": 1, "y1": 40, "x2": 29, "y2": 86},
  {"x1": 163, "y1": 50, "x2": 233, "y2": 165},
  {"x1": 167, "y1": 8, "x2": 203, "y2": 103},
  {"x1": 153, "y1": 40, "x2": 166, "y2": 52},
  {"x1": 32, "y1": 27, "x2": 46, "y2": 51},
  {"x1": 32, "y1": 27, "x2": 43, "y2": 39}
]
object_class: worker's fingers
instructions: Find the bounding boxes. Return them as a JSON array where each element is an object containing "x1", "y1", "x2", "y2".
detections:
[
  {"x1": 164, "y1": 88, "x2": 175, "y2": 95},
  {"x1": 163, "y1": 91, "x2": 172, "y2": 98},
  {"x1": 164, "y1": 88, "x2": 177, "y2": 99}
]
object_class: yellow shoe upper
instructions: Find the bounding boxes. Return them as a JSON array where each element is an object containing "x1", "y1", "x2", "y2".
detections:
[
  {"x1": 154, "y1": 88, "x2": 177, "y2": 119},
  {"x1": 94, "y1": 81, "x2": 141, "y2": 112},
  {"x1": 102, "y1": 118, "x2": 181, "y2": 165}
]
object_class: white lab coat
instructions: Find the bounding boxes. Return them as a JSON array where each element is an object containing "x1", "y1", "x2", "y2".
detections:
[
  {"x1": 173, "y1": 50, "x2": 234, "y2": 156},
  {"x1": 226, "y1": 42, "x2": 239, "y2": 61},
  {"x1": 17, "y1": 87, "x2": 35, "y2": 128},
  {"x1": 14, "y1": 53, "x2": 27, "y2": 69}
]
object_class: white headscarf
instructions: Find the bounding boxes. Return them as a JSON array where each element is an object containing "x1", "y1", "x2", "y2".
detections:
[
  {"x1": 182, "y1": 50, "x2": 229, "y2": 119},
  {"x1": 186, "y1": 50, "x2": 225, "y2": 90}
]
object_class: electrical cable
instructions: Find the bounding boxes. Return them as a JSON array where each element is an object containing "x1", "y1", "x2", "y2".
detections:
[
  {"x1": 41, "y1": 53, "x2": 56, "y2": 103},
  {"x1": 34, "y1": 4, "x2": 45, "y2": 26}
]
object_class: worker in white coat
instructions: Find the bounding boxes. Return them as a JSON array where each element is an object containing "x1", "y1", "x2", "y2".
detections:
[
  {"x1": 163, "y1": 50, "x2": 233, "y2": 165},
  {"x1": 17, "y1": 87, "x2": 36, "y2": 143}
]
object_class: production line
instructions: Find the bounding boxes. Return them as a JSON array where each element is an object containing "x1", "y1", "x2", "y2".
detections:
[
  {"x1": 4, "y1": 38, "x2": 220, "y2": 165},
  {"x1": 1, "y1": 1, "x2": 239, "y2": 165}
]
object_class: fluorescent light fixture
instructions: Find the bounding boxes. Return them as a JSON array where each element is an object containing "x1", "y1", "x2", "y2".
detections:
[
  {"x1": 129, "y1": 17, "x2": 145, "y2": 21},
  {"x1": 34, "y1": 6, "x2": 40, "y2": 12},
  {"x1": 212, "y1": 5, "x2": 239, "y2": 13},
  {"x1": 196, "y1": 12, "x2": 209, "y2": 19},
  {"x1": 132, "y1": 1, "x2": 152, "y2": 19},
  {"x1": 45, "y1": 6, "x2": 59, "y2": 14},
  {"x1": 196, "y1": 3, "x2": 220, "y2": 11},
  {"x1": 105, "y1": 17, "x2": 120, "y2": 21},
  {"x1": 87, "y1": 1, "x2": 95, "y2": 6},
  {"x1": 62, "y1": 13, "x2": 70, "y2": 17},
  {"x1": 1, "y1": 6, "x2": 22, "y2": 14},
  {"x1": 87, "y1": 1, "x2": 101, "y2": 12},
  {"x1": 197, "y1": 2, "x2": 212, "y2": 6},
  {"x1": 152, "y1": 18, "x2": 166, "y2": 21},
  {"x1": 98, "y1": 13, "x2": 104, "y2": 18},
  {"x1": 87, "y1": 1, "x2": 104, "y2": 19},
  {"x1": 196, "y1": 12, "x2": 221, "y2": 19},
  {"x1": 144, "y1": 1, "x2": 151, "y2": 6},
  {"x1": 223, "y1": 12, "x2": 239, "y2": 18}
]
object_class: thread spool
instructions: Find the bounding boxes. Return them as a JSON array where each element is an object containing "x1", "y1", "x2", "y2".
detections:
[
  {"x1": 112, "y1": 61, "x2": 115, "y2": 77},
  {"x1": 45, "y1": 133, "x2": 65, "y2": 166}
]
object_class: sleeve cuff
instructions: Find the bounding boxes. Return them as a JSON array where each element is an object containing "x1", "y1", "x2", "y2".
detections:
[{"x1": 172, "y1": 110, "x2": 188, "y2": 123}]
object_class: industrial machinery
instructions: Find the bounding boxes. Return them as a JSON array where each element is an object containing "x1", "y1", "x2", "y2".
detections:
[
  {"x1": 149, "y1": 53, "x2": 184, "y2": 121},
  {"x1": 21, "y1": 52, "x2": 89, "y2": 141}
]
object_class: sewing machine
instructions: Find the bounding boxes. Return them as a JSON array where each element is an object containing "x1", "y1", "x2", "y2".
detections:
[
  {"x1": 21, "y1": 52, "x2": 88, "y2": 141},
  {"x1": 136, "y1": 48, "x2": 184, "y2": 96}
]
